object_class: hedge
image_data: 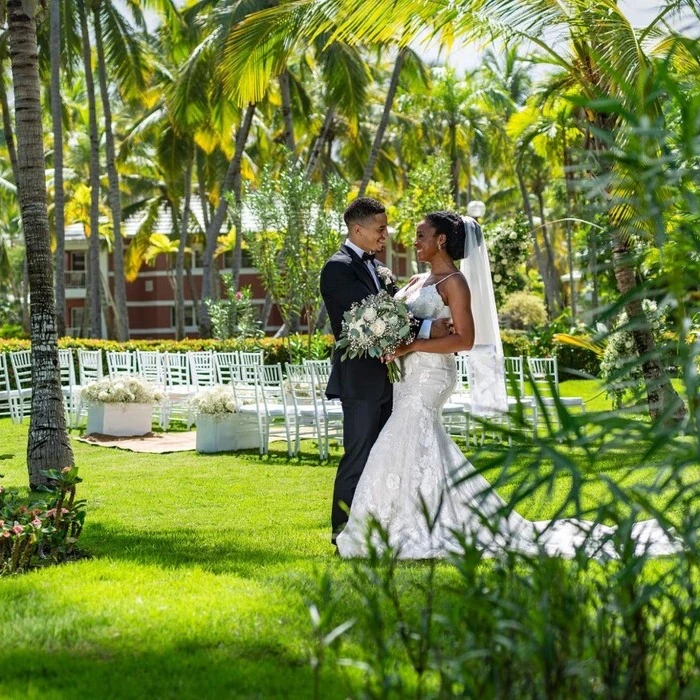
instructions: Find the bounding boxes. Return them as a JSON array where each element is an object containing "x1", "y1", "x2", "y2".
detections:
[{"x1": 1, "y1": 332, "x2": 601, "y2": 380}]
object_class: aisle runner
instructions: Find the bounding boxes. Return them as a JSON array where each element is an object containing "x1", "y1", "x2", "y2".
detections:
[{"x1": 78, "y1": 431, "x2": 196, "y2": 454}]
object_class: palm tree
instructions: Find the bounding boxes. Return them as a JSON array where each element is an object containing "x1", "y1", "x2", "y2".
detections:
[
  {"x1": 4, "y1": 0, "x2": 74, "y2": 488},
  {"x1": 50, "y1": 0, "x2": 66, "y2": 337},
  {"x1": 91, "y1": 0, "x2": 148, "y2": 341},
  {"x1": 77, "y1": 0, "x2": 104, "y2": 338}
]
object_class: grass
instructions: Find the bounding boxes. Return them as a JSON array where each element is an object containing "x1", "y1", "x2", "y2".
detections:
[{"x1": 0, "y1": 379, "x2": 692, "y2": 699}]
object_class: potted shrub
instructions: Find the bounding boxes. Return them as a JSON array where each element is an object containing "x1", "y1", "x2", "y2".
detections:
[
  {"x1": 191, "y1": 385, "x2": 259, "y2": 453},
  {"x1": 81, "y1": 375, "x2": 162, "y2": 437}
]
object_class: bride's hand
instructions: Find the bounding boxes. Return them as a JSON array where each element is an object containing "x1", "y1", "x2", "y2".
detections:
[{"x1": 382, "y1": 345, "x2": 410, "y2": 363}]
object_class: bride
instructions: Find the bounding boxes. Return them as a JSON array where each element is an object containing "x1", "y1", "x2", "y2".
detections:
[{"x1": 336, "y1": 211, "x2": 679, "y2": 560}]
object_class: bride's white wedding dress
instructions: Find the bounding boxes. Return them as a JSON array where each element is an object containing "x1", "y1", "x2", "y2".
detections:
[{"x1": 336, "y1": 275, "x2": 680, "y2": 560}]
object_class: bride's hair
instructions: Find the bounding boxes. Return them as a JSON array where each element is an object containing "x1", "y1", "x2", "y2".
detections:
[{"x1": 424, "y1": 211, "x2": 465, "y2": 261}]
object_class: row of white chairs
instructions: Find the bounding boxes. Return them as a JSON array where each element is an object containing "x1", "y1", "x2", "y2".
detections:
[
  {"x1": 1, "y1": 349, "x2": 582, "y2": 450},
  {"x1": 0, "y1": 348, "x2": 265, "y2": 427},
  {"x1": 226, "y1": 360, "x2": 341, "y2": 459}
]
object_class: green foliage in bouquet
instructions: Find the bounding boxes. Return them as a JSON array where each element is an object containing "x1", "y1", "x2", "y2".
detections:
[{"x1": 336, "y1": 291, "x2": 415, "y2": 382}]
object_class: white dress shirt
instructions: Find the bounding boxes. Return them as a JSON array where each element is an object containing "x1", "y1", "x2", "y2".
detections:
[{"x1": 344, "y1": 238, "x2": 431, "y2": 339}]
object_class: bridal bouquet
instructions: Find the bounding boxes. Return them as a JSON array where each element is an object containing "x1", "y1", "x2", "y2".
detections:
[{"x1": 336, "y1": 290, "x2": 415, "y2": 382}]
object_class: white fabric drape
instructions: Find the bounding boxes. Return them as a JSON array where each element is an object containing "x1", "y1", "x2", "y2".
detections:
[{"x1": 459, "y1": 216, "x2": 508, "y2": 416}]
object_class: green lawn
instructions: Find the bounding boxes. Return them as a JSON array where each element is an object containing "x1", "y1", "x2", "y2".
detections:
[{"x1": 0, "y1": 380, "x2": 691, "y2": 699}]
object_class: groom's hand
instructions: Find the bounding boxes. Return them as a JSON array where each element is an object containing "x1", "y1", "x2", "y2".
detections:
[{"x1": 430, "y1": 318, "x2": 453, "y2": 339}]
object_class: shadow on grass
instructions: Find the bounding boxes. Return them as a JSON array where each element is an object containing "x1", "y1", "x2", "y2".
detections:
[
  {"x1": 0, "y1": 644, "x2": 347, "y2": 700},
  {"x1": 82, "y1": 522, "x2": 328, "y2": 577}
]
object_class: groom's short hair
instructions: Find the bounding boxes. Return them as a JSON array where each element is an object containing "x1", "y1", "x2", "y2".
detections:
[{"x1": 344, "y1": 197, "x2": 385, "y2": 229}]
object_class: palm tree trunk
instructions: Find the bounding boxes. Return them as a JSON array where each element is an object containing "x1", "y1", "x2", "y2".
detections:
[
  {"x1": 305, "y1": 107, "x2": 335, "y2": 179},
  {"x1": 562, "y1": 135, "x2": 576, "y2": 319},
  {"x1": 536, "y1": 189, "x2": 563, "y2": 312},
  {"x1": 279, "y1": 69, "x2": 295, "y2": 153},
  {"x1": 200, "y1": 103, "x2": 255, "y2": 337},
  {"x1": 0, "y1": 64, "x2": 19, "y2": 183},
  {"x1": 7, "y1": 0, "x2": 74, "y2": 488},
  {"x1": 50, "y1": 0, "x2": 66, "y2": 337},
  {"x1": 93, "y1": 4, "x2": 129, "y2": 341},
  {"x1": 79, "y1": 0, "x2": 103, "y2": 338},
  {"x1": 175, "y1": 156, "x2": 193, "y2": 340},
  {"x1": 516, "y1": 166, "x2": 556, "y2": 314},
  {"x1": 358, "y1": 48, "x2": 406, "y2": 197},
  {"x1": 450, "y1": 121, "x2": 459, "y2": 204},
  {"x1": 612, "y1": 236, "x2": 685, "y2": 422},
  {"x1": 196, "y1": 149, "x2": 211, "y2": 231}
]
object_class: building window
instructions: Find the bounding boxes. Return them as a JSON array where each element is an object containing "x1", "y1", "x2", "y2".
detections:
[
  {"x1": 221, "y1": 248, "x2": 255, "y2": 270},
  {"x1": 69, "y1": 307, "x2": 84, "y2": 336},
  {"x1": 70, "y1": 252, "x2": 86, "y2": 271},
  {"x1": 192, "y1": 249, "x2": 204, "y2": 269},
  {"x1": 170, "y1": 304, "x2": 197, "y2": 329}
]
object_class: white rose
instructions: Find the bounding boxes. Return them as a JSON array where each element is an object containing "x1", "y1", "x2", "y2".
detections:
[
  {"x1": 370, "y1": 319, "x2": 387, "y2": 336},
  {"x1": 509, "y1": 232, "x2": 517, "y2": 239},
  {"x1": 494, "y1": 274, "x2": 502, "y2": 282},
  {"x1": 362, "y1": 307, "x2": 378, "y2": 323}
]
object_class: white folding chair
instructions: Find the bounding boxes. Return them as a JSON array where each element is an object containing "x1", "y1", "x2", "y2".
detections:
[
  {"x1": 107, "y1": 350, "x2": 135, "y2": 377},
  {"x1": 239, "y1": 350, "x2": 264, "y2": 367},
  {"x1": 445, "y1": 352, "x2": 473, "y2": 443},
  {"x1": 0, "y1": 353, "x2": 22, "y2": 423},
  {"x1": 505, "y1": 356, "x2": 537, "y2": 437},
  {"x1": 303, "y1": 358, "x2": 332, "y2": 369},
  {"x1": 162, "y1": 352, "x2": 196, "y2": 429},
  {"x1": 256, "y1": 364, "x2": 295, "y2": 455},
  {"x1": 78, "y1": 349, "x2": 103, "y2": 385},
  {"x1": 285, "y1": 363, "x2": 325, "y2": 458},
  {"x1": 136, "y1": 351, "x2": 167, "y2": 428},
  {"x1": 76, "y1": 349, "x2": 104, "y2": 423},
  {"x1": 137, "y1": 351, "x2": 165, "y2": 386},
  {"x1": 309, "y1": 363, "x2": 344, "y2": 460},
  {"x1": 214, "y1": 351, "x2": 241, "y2": 384},
  {"x1": 188, "y1": 351, "x2": 216, "y2": 389},
  {"x1": 58, "y1": 349, "x2": 80, "y2": 428},
  {"x1": 527, "y1": 356, "x2": 584, "y2": 430},
  {"x1": 9, "y1": 350, "x2": 33, "y2": 422}
]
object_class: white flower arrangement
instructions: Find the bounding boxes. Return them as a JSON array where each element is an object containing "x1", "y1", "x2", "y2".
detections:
[
  {"x1": 81, "y1": 375, "x2": 163, "y2": 404},
  {"x1": 336, "y1": 290, "x2": 415, "y2": 382},
  {"x1": 190, "y1": 385, "x2": 238, "y2": 416},
  {"x1": 376, "y1": 265, "x2": 395, "y2": 285}
]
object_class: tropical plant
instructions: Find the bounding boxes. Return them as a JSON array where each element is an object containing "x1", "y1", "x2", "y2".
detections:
[
  {"x1": 242, "y1": 158, "x2": 347, "y2": 336},
  {"x1": 501, "y1": 291, "x2": 548, "y2": 330},
  {"x1": 206, "y1": 278, "x2": 263, "y2": 340}
]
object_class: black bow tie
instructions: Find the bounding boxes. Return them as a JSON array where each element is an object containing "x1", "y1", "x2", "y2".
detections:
[{"x1": 361, "y1": 251, "x2": 376, "y2": 262}]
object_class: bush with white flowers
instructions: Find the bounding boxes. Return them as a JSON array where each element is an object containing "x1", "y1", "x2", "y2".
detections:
[
  {"x1": 81, "y1": 375, "x2": 163, "y2": 404},
  {"x1": 483, "y1": 214, "x2": 530, "y2": 306},
  {"x1": 599, "y1": 300, "x2": 666, "y2": 408},
  {"x1": 190, "y1": 385, "x2": 238, "y2": 416}
]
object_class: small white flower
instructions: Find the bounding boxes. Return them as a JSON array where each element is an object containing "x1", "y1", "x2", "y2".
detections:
[
  {"x1": 376, "y1": 266, "x2": 394, "y2": 284},
  {"x1": 509, "y1": 232, "x2": 517, "y2": 240},
  {"x1": 494, "y1": 274, "x2": 502, "y2": 283}
]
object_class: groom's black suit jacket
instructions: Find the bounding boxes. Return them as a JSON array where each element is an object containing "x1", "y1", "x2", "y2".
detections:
[{"x1": 320, "y1": 245, "x2": 399, "y2": 401}]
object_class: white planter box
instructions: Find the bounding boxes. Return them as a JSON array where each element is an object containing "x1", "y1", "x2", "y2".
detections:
[
  {"x1": 196, "y1": 413, "x2": 260, "y2": 453},
  {"x1": 86, "y1": 402, "x2": 153, "y2": 437}
]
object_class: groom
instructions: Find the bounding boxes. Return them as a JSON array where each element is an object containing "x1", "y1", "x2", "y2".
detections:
[{"x1": 320, "y1": 197, "x2": 451, "y2": 546}]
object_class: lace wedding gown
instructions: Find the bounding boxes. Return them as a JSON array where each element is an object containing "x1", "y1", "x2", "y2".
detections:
[{"x1": 336, "y1": 275, "x2": 680, "y2": 560}]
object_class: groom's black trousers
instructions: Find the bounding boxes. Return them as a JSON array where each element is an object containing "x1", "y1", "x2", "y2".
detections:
[{"x1": 332, "y1": 387, "x2": 393, "y2": 542}]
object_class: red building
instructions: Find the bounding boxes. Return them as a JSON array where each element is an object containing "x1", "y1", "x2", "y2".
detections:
[{"x1": 62, "y1": 205, "x2": 414, "y2": 339}]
